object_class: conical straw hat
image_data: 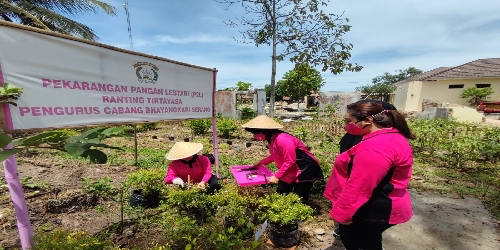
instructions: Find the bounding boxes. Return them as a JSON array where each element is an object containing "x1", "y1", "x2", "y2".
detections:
[
  {"x1": 241, "y1": 115, "x2": 283, "y2": 129},
  {"x1": 166, "y1": 142, "x2": 203, "y2": 161}
]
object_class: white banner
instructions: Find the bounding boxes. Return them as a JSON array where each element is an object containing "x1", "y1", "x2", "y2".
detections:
[{"x1": 0, "y1": 24, "x2": 215, "y2": 130}]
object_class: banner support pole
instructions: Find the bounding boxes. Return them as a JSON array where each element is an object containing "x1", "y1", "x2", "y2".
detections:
[
  {"x1": 0, "y1": 67, "x2": 33, "y2": 249},
  {"x1": 133, "y1": 124, "x2": 138, "y2": 165},
  {"x1": 211, "y1": 69, "x2": 220, "y2": 178}
]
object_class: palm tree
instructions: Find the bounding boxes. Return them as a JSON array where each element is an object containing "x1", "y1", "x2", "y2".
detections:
[{"x1": 0, "y1": 0, "x2": 116, "y2": 41}]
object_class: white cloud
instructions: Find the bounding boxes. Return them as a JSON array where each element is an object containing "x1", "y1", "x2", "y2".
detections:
[
  {"x1": 91, "y1": 0, "x2": 500, "y2": 93},
  {"x1": 155, "y1": 34, "x2": 230, "y2": 44}
]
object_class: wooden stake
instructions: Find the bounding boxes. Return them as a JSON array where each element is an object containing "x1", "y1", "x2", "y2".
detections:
[{"x1": 133, "y1": 125, "x2": 138, "y2": 166}]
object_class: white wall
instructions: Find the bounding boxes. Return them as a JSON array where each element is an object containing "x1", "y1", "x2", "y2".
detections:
[{"x1": 393, "y1": 81, "x2": 423, "y2": 111}]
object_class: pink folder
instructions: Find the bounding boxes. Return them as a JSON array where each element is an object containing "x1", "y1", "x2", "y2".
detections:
[{"x1": 230, "y1": 165, "x2": 273, "y2": 186}]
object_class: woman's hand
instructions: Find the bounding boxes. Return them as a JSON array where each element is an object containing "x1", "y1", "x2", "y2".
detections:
[
  {"x1": 267, "y1": 176, "x2": 279, "y2": 184},
  {"x1": 252, "y1": 161, "x2": 262, "y2": 167},
  {"x1": 172, "y1": 178, "x2": 184, "y2": 187},
  {"x1": 197, "y1": 182, "x2": 206, "y2": 189}
]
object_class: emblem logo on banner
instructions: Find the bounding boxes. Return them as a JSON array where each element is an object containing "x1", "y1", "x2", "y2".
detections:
[{"x1": 133, "y1": 62, "x2": 159, "y2": 84}]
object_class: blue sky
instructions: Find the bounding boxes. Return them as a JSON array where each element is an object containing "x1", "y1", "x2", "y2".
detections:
[{"x1": 73, "y1": 0, "x2": 500, "y2": 92}]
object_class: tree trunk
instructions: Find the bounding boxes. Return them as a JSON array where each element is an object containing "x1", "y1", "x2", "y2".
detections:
[{"x1": 269, "y1": 0, "x2": 277, "y2": 118}]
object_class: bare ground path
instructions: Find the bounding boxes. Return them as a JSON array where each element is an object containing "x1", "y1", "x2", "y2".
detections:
[{"x1": 299, "y1": 190, "x2": 500, "y2": 250}]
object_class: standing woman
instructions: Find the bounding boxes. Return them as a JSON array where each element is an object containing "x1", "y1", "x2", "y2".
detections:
[
  {"x1": 324, "y1": 101, "x2": 415, "y2": 250},
  {"x1": 242, "y1": 115, "x2": 323, "y2": 204},
  {"x1": 333, "y1": 100, "x2": 397, "y2": 238}
]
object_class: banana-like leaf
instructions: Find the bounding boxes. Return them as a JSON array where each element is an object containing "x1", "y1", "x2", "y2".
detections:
[
  {"x1": 0, "y1": 134, "x2": 12, "y2": 148},
  {"x1": 64, "y1": 142, "x2": 91, "y2": 157},
  {"x1": 83, "y1": 149, "x2": 108, "y2": 164},
  {"x1": 85, "y1": 143, "x2": 122, "y2": 150},
  {"x1": 15, "y1": 131, "x2": 63, "y2": 147},
  {"x1": 0, "y1": 148, "x2": 23, "y2": 162},
  {"x1": 66, "y1": 127, "x2": 106, "y2": 142}
]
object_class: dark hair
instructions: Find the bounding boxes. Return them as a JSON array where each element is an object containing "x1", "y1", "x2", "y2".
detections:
[
  {"x1": 244, "y1": 128, "x2": 283, "y2": 142},
  {"x1": 358, "y1": 99, "x2": 397, "y2": 111},
  {"x1": 347, "y1": 101, "x2": 416, "y2": 140}
]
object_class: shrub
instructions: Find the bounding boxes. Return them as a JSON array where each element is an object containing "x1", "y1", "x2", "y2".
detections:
[
  {"x1": 240, "y1": 107, "x2": 256, "y2": 120},
  {"x1": 459, "y1": 87, "x2": 495, "y2": 106},
  {"x1": 294, "y1": 127, "x2": 309, "y2": 142},
  {"x1": 258, "y1": 193, "x2": 313, "y2": 226},
  {"x1": 126, "y1": 169, "x2": 165, "y2": 196},
  {"x1": 211, "y1": 184, "x2": 258, "y2": 230},
  {"x1": 33, "y1": 230, "x2": 110, "y2": 250},
  {"x1": 480, "y1": 127, "x2": 500, "y2": 163},
  {"x1": 166, "y1": 187, "x2": 213, "y2": 211},
  {"x1": 217, "y1": 118, "x2": 238, "y2": 139},
  {"x1": 186, "y1": 119, "x2": 212, "y2": 135},
  {"x1": 137, "y1": 122, "x2": 159, "y2": 132}
]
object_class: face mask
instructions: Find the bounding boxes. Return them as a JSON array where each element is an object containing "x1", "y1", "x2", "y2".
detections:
[
  {"x1": 344, "y1": 121, "x2": 367, "y2": 135},
  {"x1": 253, "y1": 133, "x2": 266, "y2": 141}
]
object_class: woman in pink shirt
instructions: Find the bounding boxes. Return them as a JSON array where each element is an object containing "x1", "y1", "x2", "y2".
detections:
[
  {"x1": 164, "y1": 142, "x2": 220, "y2": 192},
  {"x1": 324, "y1": 101, "x2": 415, "y2": 250},
  {"x1": 242, "y1": 115, "x2": 323, "y2": 204}
]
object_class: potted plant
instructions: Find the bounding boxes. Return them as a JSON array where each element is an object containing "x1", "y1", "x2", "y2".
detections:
[
  {"x1": 168, "y1": 135, "x2": 175, "y2": 141},
  {"x1": 126, "y1": 169, "x2": 164, "y2": 208},
  {"x1": 226, "y1": 140, "x2": 233, "y2": 146},
  {"x1": 258, "y1": 193, "x2": 313, "y2": 248},
  {"x1": 184, "y1": 138, "x2": 190, "y2": 142}
]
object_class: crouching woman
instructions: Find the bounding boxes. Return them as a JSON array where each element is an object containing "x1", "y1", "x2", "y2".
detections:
[{"x1": 164, "y1": 142, "x2": 220, "y2": 192}]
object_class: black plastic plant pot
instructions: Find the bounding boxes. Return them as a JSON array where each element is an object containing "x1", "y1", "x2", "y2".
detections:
[
  {"x1": 227, "y1": 141, "x2": 233, "y2": 145},
  {"x1": 168, "y1": 136, "x2": 175, "y2": 141},
  {"x1": 179, "y1": 207, "x2": 205, "y2": 223},
  {"x1": 129, "y1": 189, "x2": 160, "y2": 208},
  {"x1": 246, "y1": 142, "x2": 252, "y2": 148},
  {"x1": 184, "y1": 138, "x2": 190, "y2": 142},
  {"x1": 152, "y1": 135, "x2": 158, "y2": 139},
  {"x1": 269, "y1": 222, "x2": 300, "y2": 248}
]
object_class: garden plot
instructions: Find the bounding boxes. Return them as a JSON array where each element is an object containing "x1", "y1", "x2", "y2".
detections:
[{"x1": 0, "y1": 118, "x2": 498, "y2": 249}]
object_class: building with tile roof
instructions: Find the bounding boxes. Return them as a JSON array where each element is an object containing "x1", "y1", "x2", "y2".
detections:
[{"x1": 393, "y1": 58, "x2": 500, "y2": 111}]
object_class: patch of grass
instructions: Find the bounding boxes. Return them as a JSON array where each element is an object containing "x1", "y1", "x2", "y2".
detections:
[{"x1": 133, "y1": 148, "x2": 167, "y2": 169}]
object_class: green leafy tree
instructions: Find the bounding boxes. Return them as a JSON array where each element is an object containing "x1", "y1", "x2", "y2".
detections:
[
  {"x1": 279, "y1": 64, "x2": 324, "y2": 105},
  {"x1": 356, "y1": 67, "x2": 423, "y2": 97},
  {"x1": 459, "y1": 87, "x2": 495, "y2": 107},
  {"x1": 235, "y1": 81, "x2": 253, "y2": 91},
  {"x1": 217, "y1": 0, "x2": 362, "y2": 117},
  {"x1": 0, "y1": 0, "x2": 116, "y2": 41},
  {"x1": 355, "y1": 83, "x2": 397, "y2": 96},
  {"x1": 265, "y1": 81, "x2": 286, "y2": 102},
  {"x1": 372, "y1": 67, "x2": 423, "y2": 85},
  {"x1": 221, "y1": 87, "x2": 236, "y2": 91},
  {"x1": 221, "y1": 81, "x2": 253, "y2": 91}
]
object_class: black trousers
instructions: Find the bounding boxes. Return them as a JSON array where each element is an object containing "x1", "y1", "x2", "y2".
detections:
[
  {"x1": 276, "y1": 180, "x2": 314, "y2": 204},
  {"x1": 339, "y1": 222, "x2": 394, "y2": 250}
]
